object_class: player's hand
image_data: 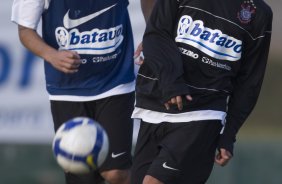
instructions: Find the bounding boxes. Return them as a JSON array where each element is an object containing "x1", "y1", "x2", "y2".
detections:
[
  {"x1": 48, "y1": 50, "x2": 81, "y2": 74},
  {"x1": 164, "y1": 95, "x2": 192, "y2": 111},
  {"x1": 215, "y1": 148, "x2": 232, "y2": 166},
  {"x1": 134, "y1": 42, "x2": 144, "y2": 65}
]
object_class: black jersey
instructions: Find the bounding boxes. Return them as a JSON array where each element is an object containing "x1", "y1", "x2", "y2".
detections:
[{"x1": 133, "y1": 0, "x2": 272, "y2": 153}]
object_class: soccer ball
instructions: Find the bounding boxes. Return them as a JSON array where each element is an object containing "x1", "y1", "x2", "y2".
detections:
[{"x1": 52, "y1": 117, "x2": 109, "y2": 174}]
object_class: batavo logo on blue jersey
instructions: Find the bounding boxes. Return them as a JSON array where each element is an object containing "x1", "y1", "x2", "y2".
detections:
[
  {"x1": 176, "y1": 15, "x2": 242, "y2": 61},
  {"x1": 55, "y1": 4, "x2": 123, "y2": 55},
  {"x1": 55, "y1": 26, "x2": 123, "y2": 55}
]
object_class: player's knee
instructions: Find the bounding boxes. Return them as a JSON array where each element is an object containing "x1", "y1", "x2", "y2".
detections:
[
  {"x1": 143, "y1": 175, "x2": 164, "y2": 184},
  {"x1": 101, "y1": 169, "x2": 130, "y2": 184}
]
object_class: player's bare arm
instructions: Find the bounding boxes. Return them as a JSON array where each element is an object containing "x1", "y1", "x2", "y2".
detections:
[
  {"x1": 18, "y1": 25, "x2": 81, "y2": 74},
  {"x1": 134, "y1": 42, "x2": 144, "y2": 65},
  {"x1": 135, "y1": 0, "x2": 157, "y2": 64},
  {"x1": 141, "y1": 0, "x2": 157, "y2": 22}
]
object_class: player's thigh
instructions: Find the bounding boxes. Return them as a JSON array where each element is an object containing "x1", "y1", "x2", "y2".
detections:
[
  {"x1": 65, "y1": 172, "x2": 104, "y2": 184},
  {"x1": 51, "y1": 101, "x2": 104, "y2": 184},
  {"x1": 50, "y1": 101, "x2": 89, "y2": 131},
  {"x1": 94, "y1": 92, "x2": 135, "y2": 171},
  {"x1": 178, "y1": 120, "x2": 222, "y2": 183},
  {"x1": 147, "y1": 120, "x2": 222, "y2": 184},
  {"x1": 131, "y1": 121, "x2": 161, "y2": 184}
]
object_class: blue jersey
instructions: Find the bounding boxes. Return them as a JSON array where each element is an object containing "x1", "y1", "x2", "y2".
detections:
[{"x1": 42, "y1": 0, "x2": 135, "y2": 97}]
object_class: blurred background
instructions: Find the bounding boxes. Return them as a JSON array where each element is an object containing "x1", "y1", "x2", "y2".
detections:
[{"x1": 0, "y1": 0, "x2": 281, "y2": 183}]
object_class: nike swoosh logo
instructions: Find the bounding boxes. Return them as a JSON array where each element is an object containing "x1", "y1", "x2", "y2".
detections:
[
  {"x1": 162, "y1": 162, "x2": 179, "y2": 171},
  {"x1": 111, "y1": 152, "x2": 126, "y2": 158},
  {"x1": 63, "y1": 4, "x2": 117, "y2": 29}
]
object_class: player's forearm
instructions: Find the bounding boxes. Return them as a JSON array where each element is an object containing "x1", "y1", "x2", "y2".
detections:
[
  {"x1": 140, "y1": 0, "x2": 156, "y2": 22},
  {"x1": 18, "y1": 25, "x2": 57, "y2": 63},
  {"x1": 142, "y1": 0, "x2": 190, "y2": 103}
]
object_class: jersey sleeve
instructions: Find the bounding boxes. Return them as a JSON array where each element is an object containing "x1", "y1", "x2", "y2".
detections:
[
  {"x1": 11, "y1": 0, "x2": 46, "y2": 30},
  {"x1": 139, "y1": 0, "x2": 190, "y2": 103},
  {"x1": 218, "y1": 9, "x2": 273, "y2": 154}
]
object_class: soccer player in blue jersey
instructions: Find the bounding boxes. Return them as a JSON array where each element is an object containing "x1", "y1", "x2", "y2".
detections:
[
  {"x1": 11, "y1": 0, "x2": 155, "y2": 184},
  {"x1": 131, "y1": 0, "x2": 273, "y2": 183}
]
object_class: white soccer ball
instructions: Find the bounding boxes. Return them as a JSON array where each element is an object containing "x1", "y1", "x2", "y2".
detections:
[{"x1": 52, "y1": 117, "x2": 109, "y2": 174}]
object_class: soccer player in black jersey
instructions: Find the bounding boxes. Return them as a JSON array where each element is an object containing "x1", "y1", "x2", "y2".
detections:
[{"x1": 131, "y1": 0, "x2": 273, "y2": 183}]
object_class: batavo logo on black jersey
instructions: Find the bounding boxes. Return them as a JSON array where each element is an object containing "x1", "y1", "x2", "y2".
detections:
[{"x1": 175, "y1": 15, "x2": 242, "y2": 61}]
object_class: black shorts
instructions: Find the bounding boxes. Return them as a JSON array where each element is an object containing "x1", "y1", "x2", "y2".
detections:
[
  {"x1": 131, "y1": 120, "x2": 222, "y2": 184},
  {"x1": 50, "y1": 92, "x2": 134, "y2": 183}
]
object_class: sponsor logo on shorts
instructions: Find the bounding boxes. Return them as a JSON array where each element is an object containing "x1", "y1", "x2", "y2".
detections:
[{"x1": 176, "y1": 15, "x2": 242, "y2": 61}]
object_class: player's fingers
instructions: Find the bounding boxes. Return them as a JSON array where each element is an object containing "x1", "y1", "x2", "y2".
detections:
[
  {"x1": 134, "y1": 42, "x2": 143, "y2": 59},
  {"x1": 221, "y1": 149, "x2": 232, "y2": 160},
  {"x1": 72, "y1": 51, "x2": 80, "y2": 59},
  {"x1": 60, "y1": 57, "x2": 81, "y2": 69},
  {"x1": 214, "y1": 152, "x2": 226, "y2": 166},
  {"x1": 65, "y1": 57, "x2": 81, "y2": 66},
  {"x1": 215, "y1": 149, "x2": 232, "y2": 166},
  {"x1": 56, "y1": 61, "x2": 79, "y2": 73},
  {"x1": 164, "y1": 103, "x2": 170, "y2": 110},
  {"x1": 59, "y1": 61, "x2": 75, "y2": 70},
  {"x1": 135, "y1": 56, "x2": 144, "y2": 65},
  {"x1": 73, "y1": 59, "x2": 82, "y2": 65},
  {"x1": 68, "y1": 64, "x2": 80, "y2": 69},
  {"x1": 60, "y1": 67, "x2": 78, "y2": 74},
  {"x1": 137, "y1": 42, "x2": 143, "y2": 51},
  {"x1": 59, "y1": 51, "x2": 81, "y2": 67},
  {"x1": 186, "y1": 95, "x2": 193, "y2": 101},
  {"x1": 65, "y1": 50, "x2": 80, "y2": 60},
  {"x1": 215, "y1": 156, "x2": 220, "y2": 164},
  {"x1": 216, "y1": 158, "x2": 229, "y2": 166},
  {"x1": 176, "y1": 96, "x2": 183, "y2": 110},
  {"x1": 171, "y1": 97, "x2": 176, "y2": 104}
]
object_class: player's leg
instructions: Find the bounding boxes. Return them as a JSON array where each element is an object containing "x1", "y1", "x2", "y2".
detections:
[
  {"x1": 137, "y1": 120, "x2": 222, "y2": 184},
  {"x1": 50, "y1": 101, "x2": 88, "y2": 130},
  {"x1": 50, "y1": 100, "x2": 105, "y2": 184},
  {"x1": 178, "y1": 120, "x2": 222, "y2": 184},
  {"x1": 64, "y1": 172, "x2": 104, "y2": 184},
  {"x1": 130, "y1": 121, "x2": 164, "y2": 184},
  {"x1": 93, "y1": 92, "x2": 135, "y2": 184},
  {"x1": 143, "y1": 176, "x2": 164, "y2": 184}
]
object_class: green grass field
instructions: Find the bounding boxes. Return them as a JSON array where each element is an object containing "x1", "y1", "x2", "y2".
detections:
[{"x1": 0, "y1": 140, "x2": 281, "y2": 184}]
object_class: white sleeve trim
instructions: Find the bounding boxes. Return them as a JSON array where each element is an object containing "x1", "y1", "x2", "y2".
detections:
[{"x1": 11, "y1": 0, "x2": 45, "y2": 30}]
